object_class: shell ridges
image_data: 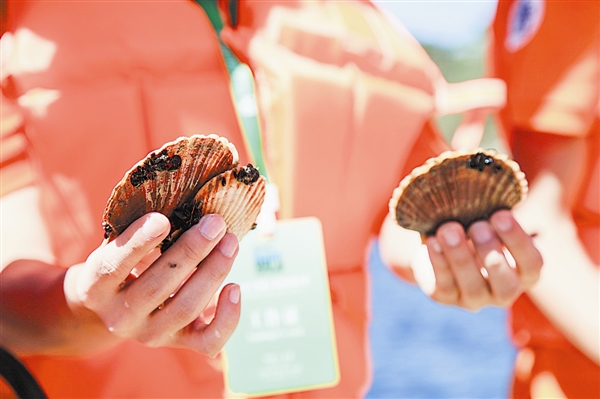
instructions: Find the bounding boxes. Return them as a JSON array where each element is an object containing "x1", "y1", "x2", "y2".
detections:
[
  {"x1": 389, "y1": 148, "x2": 528, "y2": 236},
  {"x1": 102, "y1": 134, "x2": 265, "y2": 249}
]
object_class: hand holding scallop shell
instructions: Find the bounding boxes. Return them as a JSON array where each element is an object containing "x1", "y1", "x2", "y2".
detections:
[
  {"x1": 385, "y1": 148, "x2": 542, "y2": 310},
  {"x1": 389, "y1": 148, "x2": 528, "y2": 236},
  {"x1": 102, "y1": 134, "x2": 266, "y2": 251},
  {"x1": 66, "y1": 134, "x2": 263, "y2": 358}
]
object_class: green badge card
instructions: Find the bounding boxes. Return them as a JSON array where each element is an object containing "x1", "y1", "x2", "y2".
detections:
[{"x1": 223, "y1": 217, "x2": 340, "y2": 396}]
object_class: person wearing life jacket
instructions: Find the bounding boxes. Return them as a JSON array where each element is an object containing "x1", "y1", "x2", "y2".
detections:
[
  {"x1": 494, "y1": 2, "x2": 599, "y2": 397},
  {"x1": 0, "y1": 1, "x2": 542, "y2": 397},
  {"x1": 381, "y1": 1, "x2": 598, "y2": 398}
]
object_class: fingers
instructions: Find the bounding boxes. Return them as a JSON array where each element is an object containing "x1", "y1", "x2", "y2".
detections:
[
  {"x1": 106, "y1": 216, "x2": 239, "y2": 354},
  {"x1": 424, "y1": 237, "x2": 459, "y2": 305},
  {"x1": 178, "y1": 283, "x2": 242, "y2": 357},
  {"x1": 490, "y1": 210, "x2": 543, "y2": 288},
  {"x1": 79, "y1": 213, "x2": 170, "y2": 307},
  {"x1": 424, "y1": 210, "x2": 543, "y2": 311},
  {"x1": 147, "y1": 232, "x2": 238, "y2": 336},
  {"x1": 75, "y1": 211, "x2": 243, "y2": 358},
  {"x1": 468, "y1": 220, "x2": 521, "y2": 306},
  {"x1": 435, "y1": 222, "x2": 491, "y2": 310},
  {"x1": 124, "y1": 214, "x2": 228, "y2": 315}
]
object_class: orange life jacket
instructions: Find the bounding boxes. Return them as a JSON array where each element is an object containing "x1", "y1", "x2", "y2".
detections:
[{"x1": 493, "y1": 1, "x2": 599, "y2": 397}]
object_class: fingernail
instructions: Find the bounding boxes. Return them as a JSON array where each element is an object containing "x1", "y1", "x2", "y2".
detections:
[
  {"x1": 142, "y1": 214, "x2": 169, "y2": 239},
  {"x1": 441, "y1": 225, "x2": 462, "y2": 247},
  {"x1": 229, "y1": 284, "x2": 240, "y2": 304},
  {"x1": 199, "y1": 214, "x2": 225, "y2": 240},
  {"x1": 493, "y1": 211, "x2": 513, "y2": 232},
  {"x1": 219, "y1": 233, "x2": 238, "y2": 258},
  {"x1": 470, "y1": 222, "x2": 493, "y2": 244}
]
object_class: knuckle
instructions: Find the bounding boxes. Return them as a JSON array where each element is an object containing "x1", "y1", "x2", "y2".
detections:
[
  {"x1": 180, "y1": 239, "x2": 207, "y2": 263},
  {"x1": 139, "y1": 273, "x2": 165, "y2": 302},
  {"x1": 127, "y1": 232, "x2": 151, "y2": 252},
  {"x1": 98, "y1": 255, "x2": 121, "y2": 277},
  {"x1": 87, "y1": 246, "x2": 124, "y2": 280},
  {"x1": 172, "y1": 298, "x2": 198, "y2": 325},
  {"x1": 205, "y1": 262, "x2": 229, "y2": 284}
]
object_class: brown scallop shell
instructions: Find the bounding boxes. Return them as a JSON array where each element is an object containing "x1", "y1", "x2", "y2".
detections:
[
  {"x1": 389, "y1": 148, "x2": 528, "y2": 236},
  {"x1": 102, "y1": 134, "x2": 265, "y2": 251},
  {"x1": 191, "y1": 164, "x2": 267, "y2": 240}
]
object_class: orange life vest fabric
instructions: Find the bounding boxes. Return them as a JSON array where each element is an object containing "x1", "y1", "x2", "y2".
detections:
[
  {"x1": 1, "y1": 1, "x2": 443, "y2": 397},
  {"x1": 493, "y1": 1, "x2": 599, "y2": 398}
]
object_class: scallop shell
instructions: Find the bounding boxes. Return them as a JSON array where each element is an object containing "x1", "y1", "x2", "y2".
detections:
[
  {"x1": 389, "y1": 148, "x2": 528, "y2": 236},
  {"x1": 102, "y1": 134, "x2": 266, "y2": 250},
  {"x1": 192, "y1": 164, "x2": 266, "y2": 240}
]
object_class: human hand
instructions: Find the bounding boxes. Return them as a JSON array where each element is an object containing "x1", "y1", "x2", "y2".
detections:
[
  {"x1": 421, "y1": 209, "x2": 542, "y2": 310},
  {"x1": 65, "y1": 212, "x2": 241, "y2": 357}
]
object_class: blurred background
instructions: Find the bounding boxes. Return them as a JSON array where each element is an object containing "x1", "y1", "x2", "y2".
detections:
[{"x1": 367, "y1": 1, "x2": 518, "y2": 398}]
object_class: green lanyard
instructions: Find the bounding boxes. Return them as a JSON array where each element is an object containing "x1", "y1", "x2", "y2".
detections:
[{"x1": 195, "y1": 0, "x2": 270, "y2": 183}]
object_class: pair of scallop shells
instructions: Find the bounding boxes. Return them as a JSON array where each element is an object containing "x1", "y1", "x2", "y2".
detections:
[
  {"x1": 389, "y1": 148, "x2": 528, "y2": 236},
  {"x1": 102, "y1": 134, "x2": 266, "y2": 251}
]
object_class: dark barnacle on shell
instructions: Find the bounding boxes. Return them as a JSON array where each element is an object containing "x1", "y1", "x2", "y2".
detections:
[
  {"x1": 468, "y1": 152, "x2": 493, "y2": 171},
  {"x1": 129, "y1": 150, "x2": 183, "y2": 187},
  {"x1": 129, "y1": 165, "x2": 155, "y2": 187},
  {"x1": 148, "y1": 150, "x2": 182, "y2": 172},
  {"x1": 102, "y1": 222, "x2": 113, "y2": 240},
  {"x1": 234, "y1": 164, "x2": 261, "y2": 185},
  {"x1": 171, "y1": 202, "x2": 196, "y2": 230}
]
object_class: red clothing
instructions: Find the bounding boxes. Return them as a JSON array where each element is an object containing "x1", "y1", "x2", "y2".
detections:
[
  {"x1": 493, "y1": 1, "x2": 599, "y2": 397},
  {"x1": 1, "y1": 1, "x2": 443, "y2": 397}
]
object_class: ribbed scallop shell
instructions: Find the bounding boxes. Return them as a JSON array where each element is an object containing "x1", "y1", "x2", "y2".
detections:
[
  {"x1": 192, "y1": 164, "x2": 267, "y2": 240},
  {"x1": 389, "y1": 148, "x2": 528, "y2": 236},
  {"x1": 102, "y1": 134, "x2": 265, "y2": 250}
]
